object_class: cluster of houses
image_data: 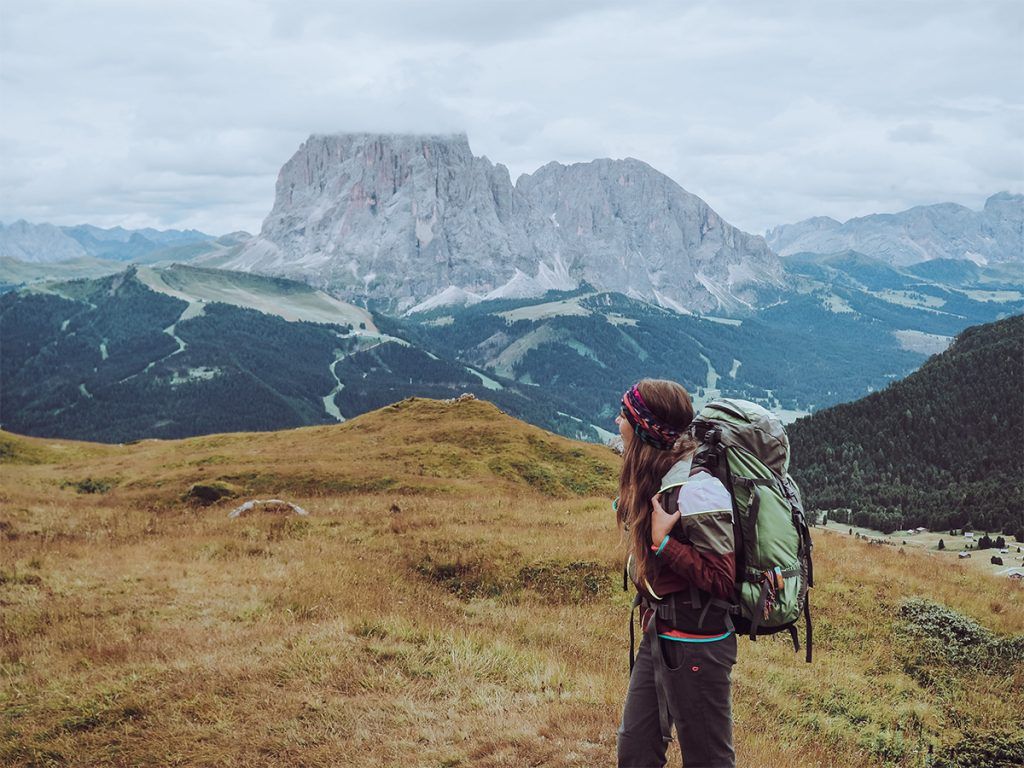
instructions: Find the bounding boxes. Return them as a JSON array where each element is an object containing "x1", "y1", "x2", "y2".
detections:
[{"x1": 953, "y1": 532, "x2": 1023, "y2": 577}]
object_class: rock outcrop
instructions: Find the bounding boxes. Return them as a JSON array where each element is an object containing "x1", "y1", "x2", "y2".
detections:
[{"x1": 225, "y1": 133, "x2": 568, "y2": 313}]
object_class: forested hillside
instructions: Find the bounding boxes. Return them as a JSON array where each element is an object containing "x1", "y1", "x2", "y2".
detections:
[
  {"x1": 0, "y1": 269, "x2": 601, "y2": 442},
  {"x1": 789, "y1": 315, "x2": 1024, "y2": 539}
]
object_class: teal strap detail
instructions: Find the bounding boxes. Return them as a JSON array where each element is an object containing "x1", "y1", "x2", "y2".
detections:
[
  {"x1": 658, "y1": 630, "x2": 733, "y2": 644},
  {"x1": 655, "y1": 535, "x2": 669, "y2": 556}
]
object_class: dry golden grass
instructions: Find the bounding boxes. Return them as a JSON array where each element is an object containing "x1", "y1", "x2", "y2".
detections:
[{"x1": 2, "y1": 398, "x2": 1021, "y2": 767}]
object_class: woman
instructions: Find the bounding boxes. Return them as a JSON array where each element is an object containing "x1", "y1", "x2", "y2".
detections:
[{"x1": 615, "y1": 379, "x2": 737, "y2": 768}]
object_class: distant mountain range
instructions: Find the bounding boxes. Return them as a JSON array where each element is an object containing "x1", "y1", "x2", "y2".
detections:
[
  {"x1": 766, "y1": 192, "x2": 1023, "y2": 267},
  {"x1": 789, "y1": 314, "x2": 1024, "y2": 540},
  {"x1": 2, "y1": 250, "x2": 1020, "y2": 444},
  {"x1": 4, "y1": 133, "x2": 1019, "y2": 317},
  {"x1": 0, "y1": 220, "x2": 249, "y2": 264}
]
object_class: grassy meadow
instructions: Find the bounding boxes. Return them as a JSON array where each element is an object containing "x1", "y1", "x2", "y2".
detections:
[{"x1": 1, "y1": 398, "x2": 1022, "y2": 767}]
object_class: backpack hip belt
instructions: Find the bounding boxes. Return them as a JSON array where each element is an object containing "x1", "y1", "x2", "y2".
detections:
[{"x1": 633, "y1": 590, "x2": 738, "y2": 744}]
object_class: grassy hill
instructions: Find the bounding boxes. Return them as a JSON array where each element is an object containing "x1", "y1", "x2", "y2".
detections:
[
  {"x1": 1, "y1": 398, "x2": 1021, "y2": 767},
  {"x1": 0, "y1": 256, "x2": 125, "y2": 292}
]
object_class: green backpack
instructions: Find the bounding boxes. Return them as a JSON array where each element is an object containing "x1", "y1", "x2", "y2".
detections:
[{"x1": 691, "y1": 398, "x2": 814, "y2": 662}]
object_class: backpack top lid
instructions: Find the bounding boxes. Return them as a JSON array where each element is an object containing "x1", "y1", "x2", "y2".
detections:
[{"x1": 692, "y1": 398, "x2": 791, "y2": 477}]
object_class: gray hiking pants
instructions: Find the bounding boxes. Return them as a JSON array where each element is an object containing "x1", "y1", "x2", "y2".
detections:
[{"x1": 617, "y1": 631, "x2": 737, "y2": 768}]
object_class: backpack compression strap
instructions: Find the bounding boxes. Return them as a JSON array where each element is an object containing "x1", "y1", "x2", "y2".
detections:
[
  {"x1": 804, "y1": 594, "x2": 813, "y2": 663},
  {"x1": 628, "y1": 592, "x2": 642, "y2": 673},
  {"x1": 662, "y1": 485, "x2": 738, "y2": 630},
  {"x1": 646, "y1": 602, "x2": 674, "y2": 744}
]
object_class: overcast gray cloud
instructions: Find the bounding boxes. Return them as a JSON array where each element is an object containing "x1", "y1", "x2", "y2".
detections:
[{"x1": 1, "y1": 0, "x2": 1021, "y2": 235}]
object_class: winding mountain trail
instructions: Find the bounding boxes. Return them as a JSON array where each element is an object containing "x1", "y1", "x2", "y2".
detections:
[
  {"x1": 118, "y1": 301, "x2": 205, "y2": 383},
  {"x1": 319, "y1": 330, "x2": 418, "y2": 421},
  {"x1": 322, "y1": 351, "x2": 346, "y2": 422},
  {"x1": 147, "y1": 301, "x2": 204, "y2": 370}
]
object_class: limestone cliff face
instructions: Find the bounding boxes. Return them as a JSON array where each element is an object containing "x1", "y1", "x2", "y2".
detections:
[
  {"x1": 228, "y1": 133, "x2": 783, "y2": 313},
  {"x1": 226, "y1": 134, "x2": 567, "y2": 312},
  {"x1": 766, "y1": 193, "x2": 1024, "y2": 266},
  {"x1": 517, "y1": 158, "x2": 782, "y2": 312}
]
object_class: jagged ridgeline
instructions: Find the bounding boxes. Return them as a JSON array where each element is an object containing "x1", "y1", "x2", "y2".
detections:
[
  {"x1": 219, "y1": 133, "x2": 784, "y2": 315},
  {"x1": 789, "y1": 314, "x2": 1024, "y2": 538}
]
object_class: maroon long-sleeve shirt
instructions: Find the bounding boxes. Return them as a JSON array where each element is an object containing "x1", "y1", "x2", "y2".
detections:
[{"x1": 639, "y1": 461, "x2": 736, "y2": 635}]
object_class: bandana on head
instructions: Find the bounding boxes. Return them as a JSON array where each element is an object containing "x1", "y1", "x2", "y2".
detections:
[{"x1": 621, "y1": 384, "x2": 683, "y2": 450}]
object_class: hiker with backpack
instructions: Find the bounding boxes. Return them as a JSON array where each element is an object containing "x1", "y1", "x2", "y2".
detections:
[{"x1": 614, "y1": 380, "x2": 813, "y2": 768}]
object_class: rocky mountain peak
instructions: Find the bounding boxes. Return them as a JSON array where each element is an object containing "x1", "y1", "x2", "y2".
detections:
[
  {"x1": 0, "y1": 220, "x2": 88, "y2": 262},
  {"x1": 229, "y1": 132, "x2": 564, "y2": 312},
  {"x1": 226, "y1": 132, "x2": 785, "y2": 314}
]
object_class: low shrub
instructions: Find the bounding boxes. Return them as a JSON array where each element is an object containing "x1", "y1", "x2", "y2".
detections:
[
  {"x1": 64, "y1": 477, "x2": 114, "y2": 494},
  {"x1": 517, "y1": 560, "x2": 609, "y2": 603},
  {"x1": 934, "y1": 729, "x2": 1024, "y2": 768},
  {"x1": 896, "y1": 598, "x2": 1024, "y2": 675},
  {"x1": 413, "y1": 546, "x2": 611, "y2": 604},
  {"x1": 414, "y1": 551, "x2": 513, "y2": 599},
  {"x1": 184, "y1": 480, "x2": 239, "y2": 505}
]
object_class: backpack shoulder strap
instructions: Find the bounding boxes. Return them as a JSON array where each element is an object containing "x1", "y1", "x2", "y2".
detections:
[{"x1": 660, "y1": 482, "x2": 684, "y2": 514}]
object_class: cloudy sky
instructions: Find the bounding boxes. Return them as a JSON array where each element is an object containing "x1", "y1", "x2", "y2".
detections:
[{"x1": 1, "y1": 0, "x2": 1021, "y2": 235}]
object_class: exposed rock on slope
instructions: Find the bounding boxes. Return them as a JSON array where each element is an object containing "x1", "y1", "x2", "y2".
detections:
[{"x1": 517, "y1": 158, "x2": 782, "y2": 312}]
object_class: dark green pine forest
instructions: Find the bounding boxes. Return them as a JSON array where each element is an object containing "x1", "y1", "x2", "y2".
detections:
[{"x1": 789, "y1": 314, "x2": 1024, "y2": 539}]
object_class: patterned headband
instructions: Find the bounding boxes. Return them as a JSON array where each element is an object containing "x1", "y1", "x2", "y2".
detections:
[{"x1": 620, "y1": 384, "x2": 684, "y2": 450}]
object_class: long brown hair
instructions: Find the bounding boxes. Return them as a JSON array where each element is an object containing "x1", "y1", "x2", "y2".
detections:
[{"x1": 616, "y1": 379, "x2": 697, "y2": 589}]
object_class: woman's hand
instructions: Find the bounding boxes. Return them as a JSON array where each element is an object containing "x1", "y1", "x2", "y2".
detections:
[{"x1": 650, "y1": 493, "x2": 681, "y2": 545}]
